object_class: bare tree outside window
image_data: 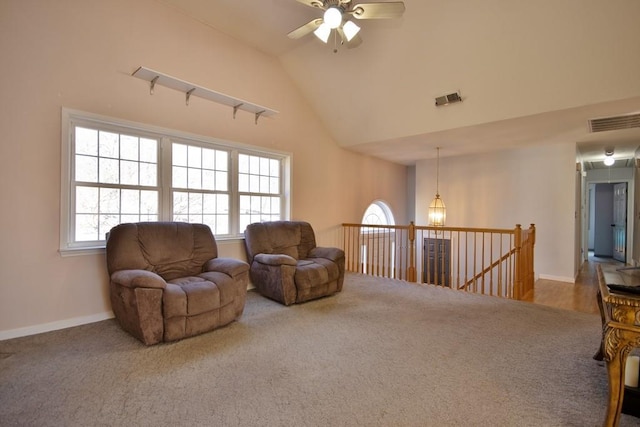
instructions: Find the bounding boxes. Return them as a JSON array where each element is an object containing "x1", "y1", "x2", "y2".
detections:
[
  {"x1": 73, "y1": 127, "x2": 159, "y2": 241},
  {"x1": 62, "y1": 110, "x2": 290, "y2": 252},
  {"x1": 238, "y1": 153, "x2": 282, "y2": 232}
]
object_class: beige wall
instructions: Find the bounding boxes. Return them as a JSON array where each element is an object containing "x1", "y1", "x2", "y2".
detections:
[
  {"x1": 281, "y1": 0, "x2": 640, "y2": 147},
  {"x1": 416, "y1": 142, "x2": 577, "y2": 282},
  {"x1": 0, "y1": 0, "x2": 407, "y2": 337}
]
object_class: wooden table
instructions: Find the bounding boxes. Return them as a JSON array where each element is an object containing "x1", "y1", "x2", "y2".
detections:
[{"x1": 595, "y1": 264, "x2": 640, "y2": 427}]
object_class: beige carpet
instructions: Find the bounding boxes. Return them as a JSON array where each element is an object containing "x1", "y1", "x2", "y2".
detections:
[{"x1": 1, "y1": 273, "x2": 637, "y2": 426}]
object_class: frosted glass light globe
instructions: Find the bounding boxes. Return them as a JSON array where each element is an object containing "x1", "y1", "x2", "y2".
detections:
[{"x1": 324, "y1": 7, "x2": 342, "y2": 29}]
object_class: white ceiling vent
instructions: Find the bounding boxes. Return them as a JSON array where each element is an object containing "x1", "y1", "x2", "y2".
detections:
[{"x1": 588, "y1": 113, "x2": 640, "y2": 133}]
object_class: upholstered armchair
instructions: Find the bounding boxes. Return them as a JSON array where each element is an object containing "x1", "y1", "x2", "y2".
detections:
[
  {"x1": 106, "y1": 222, "x2": 249, "y2": 345},
  {"x1": 244, "y1": 221, "x2": 345, "y2": 305}
]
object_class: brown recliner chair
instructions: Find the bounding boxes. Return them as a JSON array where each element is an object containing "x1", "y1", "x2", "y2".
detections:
[
  {"x1": 244, "y1": 221, "x2": 345, "y2": 305},
  {"x1": 106, "y1": 222, "x2": 249, "y2": 345}
]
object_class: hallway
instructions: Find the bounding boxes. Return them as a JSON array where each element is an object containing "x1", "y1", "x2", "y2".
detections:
[{"x1": 524, "y1": 255, "x2": 624, "y2": 314}]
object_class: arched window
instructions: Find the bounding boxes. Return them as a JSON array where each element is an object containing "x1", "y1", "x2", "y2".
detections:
[
  {"x1": 360, "y1": 201, "x2": 396, "y2": 275},
  {"x1": 362, "y1": 200, "x2": 395, "y2": 226}
]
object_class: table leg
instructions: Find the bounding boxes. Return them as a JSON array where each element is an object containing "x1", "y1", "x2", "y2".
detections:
[
  {"x1": 604, "y1": 352, "x2": 625, "y2": 427},
  {"x1": 595, "y1": 290, "x2": 606, "y2": 361}
]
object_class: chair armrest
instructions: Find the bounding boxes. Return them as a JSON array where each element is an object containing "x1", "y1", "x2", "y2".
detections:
[
  {"x1": 308, "y1": 247, "x2": 345, "y2": 262},
  {"x1": 254, "y1": 253, "x2": 298, "y2": 266},
  {"x1": 110, "y1": 269, "x2": 166, "y2": 289},
  {"x1": 204, "y1": 257, "x2": 250, "y2": 278}
]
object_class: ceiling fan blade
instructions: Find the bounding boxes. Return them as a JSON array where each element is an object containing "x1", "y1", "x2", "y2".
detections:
[
  {"x1": 287, "y1": 18, "x2": 323, "y2": 39},
  {"x1": 294, "y1": 0, "x2": 325, "y2": 9},
  {"x1": 351, "y1": 2, "x2": 406, "y2": 19}
]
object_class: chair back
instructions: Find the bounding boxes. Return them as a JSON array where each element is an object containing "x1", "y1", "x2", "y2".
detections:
[
  {"x1": 244, "y1": 221, "x2": 317, "y2": 263},
  {"x1": 106, "y1": 222, "x2": 218, "y2": 281}
]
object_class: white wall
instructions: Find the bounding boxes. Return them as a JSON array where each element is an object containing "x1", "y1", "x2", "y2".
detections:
[
  {"x1": 0, "y1": 0, "x2": 407, "y2": 338},
  {"x1": 416, "y1": 143, "x2": 577, "y2": 281}
]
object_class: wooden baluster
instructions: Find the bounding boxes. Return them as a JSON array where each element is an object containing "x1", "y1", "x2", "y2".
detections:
[{"x1": 407, "y1": 221, "x2": 416, "y2": 282}]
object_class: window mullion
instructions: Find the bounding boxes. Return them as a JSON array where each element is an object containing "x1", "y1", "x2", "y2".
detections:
[
  {"x1": 160, "y1": 137, "x2": 172, "y2": 221},
  {"x1": 230, "y1": 149, "x2": 239, "y2": 236},
  {"x1": 281, "y1": 156, "x2": 290, "y2": 221}
]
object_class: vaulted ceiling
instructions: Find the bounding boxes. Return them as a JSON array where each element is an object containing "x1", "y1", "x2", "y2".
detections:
[{"x1": 157, "y1": 0, "x2": 640, "y2": 166}]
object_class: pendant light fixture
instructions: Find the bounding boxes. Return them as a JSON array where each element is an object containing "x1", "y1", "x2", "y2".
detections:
[{"x1": 428, "y1": 147, "x2": 446, "y2": 226}]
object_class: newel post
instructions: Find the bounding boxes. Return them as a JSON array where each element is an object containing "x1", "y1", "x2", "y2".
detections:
[
  {"x1": 513, "y1": 224, "x2": 523, "y2": 299},
  {"x1": 527, "y1": 224, "x2": 536, "y2": 293},
  {"x1": 407, "y1": 221, "x2": 416, "y2": 282},
  {"x1": 529, "y1": 223, "x2": 536, "y2": 245}
]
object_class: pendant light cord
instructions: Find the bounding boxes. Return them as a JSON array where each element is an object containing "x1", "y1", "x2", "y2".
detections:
[{"x1": 436, "y1": 147, "x2": 440, "y2": 196}]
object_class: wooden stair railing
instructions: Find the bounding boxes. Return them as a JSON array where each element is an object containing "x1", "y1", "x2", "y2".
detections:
[
  {"x1": 459, "y1": 249, "x2": 515, "y2": 293},
  {"x1": 341, "y1": 223, "x2": 535, "y2": 301}
]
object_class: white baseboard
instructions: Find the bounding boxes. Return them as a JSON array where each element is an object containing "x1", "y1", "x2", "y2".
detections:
[
  {"x1": 0, "y1": 311, "x2": 114, "y2": 341},
  {"x1": 538, "y1": 274, "x2": 575, "y2": 284}
]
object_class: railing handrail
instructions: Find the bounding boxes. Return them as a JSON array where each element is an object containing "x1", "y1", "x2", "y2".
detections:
[
  {"x1": 341, "y1": 222, "x2": 535, "y2": 300},
  {"x1": 342, "y1": 223, "x2": 518, "y2": 235},
  {"x1": 460, "y1": 248, "x2": 515, "y2": 291}
]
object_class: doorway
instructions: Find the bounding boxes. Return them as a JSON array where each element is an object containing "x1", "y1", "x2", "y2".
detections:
[{"x1": 589, "y1": 182, "x2": 628, "y2": 262}]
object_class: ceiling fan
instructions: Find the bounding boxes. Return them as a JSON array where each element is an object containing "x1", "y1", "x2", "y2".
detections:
[{"x1": 288, "y1": 0, "x2": 406, "y2": 50}]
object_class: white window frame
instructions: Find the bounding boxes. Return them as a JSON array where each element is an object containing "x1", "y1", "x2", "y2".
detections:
[
  {"x1": 361, "y1": 200, "x2": 395, "y2": 231},
  {"x1": 360, "y1": 200, "x2": 396, "y2": 275},
  {"x1": 60, "y1": 108, "x2": 291, "y2": 256}
]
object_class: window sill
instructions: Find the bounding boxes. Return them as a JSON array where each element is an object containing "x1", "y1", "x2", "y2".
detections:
[
  {"x1": 59, "y1": 246, "x2": 106, "y2": 257},
  {"x1": 59, "y1": 236, "x2": 246, "y2": 257}
]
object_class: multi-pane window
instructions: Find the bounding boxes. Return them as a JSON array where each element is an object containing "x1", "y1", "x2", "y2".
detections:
[
  {"x1": 172, "y1": 143, "x2": 230, "y2": 235},
  {"x1": 73, "y1": 126, "x2": 159, "y2": 242},
  {"x1": 61, "y1": 109, "x2": 289, "y2": 253},
  {"x1": 238, "y1": 153, "x2": 282, "y2": 231}
]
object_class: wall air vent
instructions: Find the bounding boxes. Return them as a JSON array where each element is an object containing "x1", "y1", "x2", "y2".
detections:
[
  {"x1": 588, "y1": 113, "x2": 640, "y2": 133},
  {"x1": 435, "y1": 91, "x2": 462, "y2": 107}
]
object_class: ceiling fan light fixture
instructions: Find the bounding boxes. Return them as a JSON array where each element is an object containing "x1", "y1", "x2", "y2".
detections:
[
  {"x1": 342, "y1": 20, "x2": 360, "y2": 41},
  {"x1": 324, "y1": 7, "x2": 343, "y2": 29},
  {"x1": 604, "y1": 147, "x2": 615, "y2": 166},
  {"x1": 288, "y1": 0, "x2": 406, "y2": 50},
  {"x1": 313, "y1": 23, "x2": 331, "y2": 43}
]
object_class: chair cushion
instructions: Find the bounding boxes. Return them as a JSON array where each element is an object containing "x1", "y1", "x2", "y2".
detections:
[
  {"x1": 199, "y1": 271, "x2": 245, "y2": 306},
  {"x1": 164, "y1": 277, "x2": 220, "y2": 318},
  {"x1": 163, "y1": 270, "x2": 245, "y2": 318},
  {"x1": 310, "y1": 257, "x2": 341, "y2": 281},
  {"x1": 294, "y1": 260, "x2": 330, "y2": 290}
]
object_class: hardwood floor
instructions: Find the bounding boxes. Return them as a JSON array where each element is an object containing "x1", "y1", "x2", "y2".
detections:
[{"x1": 522, "y1": 254, "x2": 625, "y2": 314}]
